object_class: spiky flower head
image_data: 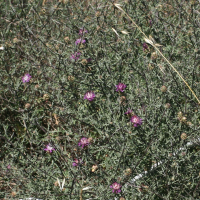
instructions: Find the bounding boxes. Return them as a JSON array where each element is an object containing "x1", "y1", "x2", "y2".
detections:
[
  {"x1": 22, "y1": 74, "x2": 31, "y2": 83},
  {"x1": 79, "y1": 28, "x2": 88, "y2": 36},
  {"x1": 78, "y1": 137, "x2": 90, "y2": 148},
  {"x1": 125, "y1": 108, "x2": 133, "y2": 116},
  {"x1": 72, "y1": 158, "x2": 82, "y2": 167},
  {"x1": 75, "y1": 38, "x2": 86, "y2": 45},
  {"x1": 84, "y1": 91, "x2": 95, "y2": 101},
  {"x1": 115, "y1": 83, "x2": 126, "y2": 92},
  {"x1": 44, "y1": 144, "x2": 55, "y2": 153},
  {"x1": 70, "y1": 52, "x2": 81, "y2": 61},
  {"x1": 110, "y1": 182, "x2": 122, "y2": 194},
  {"x1": 130, "y1": 115, "x2": 143, "y2": 127}
]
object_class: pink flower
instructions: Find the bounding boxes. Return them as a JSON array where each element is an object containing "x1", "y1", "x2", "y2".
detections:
[
  {"x1": 115, "y1": 83, "x2": 126, "y2": 92},
  {"x1": 7, "y1": 164, "x2": 11, "y2": 169},
  {"x1": 70, "y1": 52, "x2": 81, "y2": 61},
  {"x1": 72, "y1": 158, "x2": 82, "y2": 167},
  {"x1": 44, "y1": 144, "x2": 55, "y2": 153},
  {"x1": 130, "y1": 115, "x2": 143, "y2": 127},
  {"x1": 75, "y1": 38, "x2": 86, "y2": 45},
  {"x1": 22, "y1": 74, "x2": 31, "y2": 83},
  {"x1": 78, "y1": 137, "x2": 89, "y2": 148},
  {"x1": 79, "y1": 28, "x2": 88, "y2": 36},
  {"x1": 84, "y1": 91, "x2": 95, "y2": 101},
  {"x1": 110, "y1": 182, "x2": 122, "y2": 194}
]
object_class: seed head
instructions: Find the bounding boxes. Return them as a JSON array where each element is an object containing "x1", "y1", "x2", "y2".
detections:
[
  {"x1": 43, "y1": 94, "x2": 50, "y2": 101},
  {"x1": 25, "y1": 103, "x2": 31, "y2": 109},
  {"x1": 181, "y1": 133, "x2": 187, "y2": 140},
  {"x1": 161, "y1": 85, "x2": 167, "y2": 92}
]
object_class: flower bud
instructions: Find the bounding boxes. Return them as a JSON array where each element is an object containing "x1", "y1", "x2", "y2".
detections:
[
  {"x1": 11, "y1": 191, "x2": 17, "y2": 197},
  {"x1": 43, "y1": 94, "x2": 49, "y2": 101},
  {"x1": 181, "y1": 116, "x2": 187, "y2": 123},
  {"x1": 187, "y1": 121, "x2": 192, "y2": 126},
  {"x1": 35, "y1": 84, "x2": 40, "y2": 89},
  {"x1": 120, "y1": 96, "x2": 126, "y2": 104},
  {"x1": 64, "y1": 37, "x2": 70, "y2": 43},
  {"x1": 127, "y1": 48, "x2": 132, "y2": 53},
  {"x1": 25, "y1": 103, "x2": 31, "y2": 109},
  {"x1": 81, "y1": 59, "x2": 88, "y2": 65},
  {"x1": 95, "y1": 11, "x2": 101, "y2": 17},
  {"x1": 92, "y1": 165, "x2": 98, "y2": 172},
  {"x1": 165, "y1": 103, "x2": 170, "y2": 108},
  {"x1": 177, "y1": 111, "x2": 183, "y2": 119},
  {"x1": 54, "y1": 180, "x2": 59, "y2": 187},
  {"x1": 13, "y1": 37, "x2": 21, "y2": 44},
  {"x1": 161, "y1": 85, "x2": 167, "y2": 92},
  {"x1": 62, "y1": 0, "x2": 68, "y2": 4},
  {"x1": 124, "y1": 168, "x2": 132, "y2": 176},
  {"x1": 181, "y1": 133, "x2": 187, "y2": 140},
  {"x1": 151, "y1": 52, "x2": 158, "y2": 60},
  {"x1": 68, "y1": 76, "x2": 75, "y2": 81},
  {"x1": 88, "y1": 137, "x2": 93, "y2": 143}
]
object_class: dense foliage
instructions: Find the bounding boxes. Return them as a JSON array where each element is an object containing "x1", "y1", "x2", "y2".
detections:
[{"x1": 0, "y1": 0, "x2": 200, "y2": 199}]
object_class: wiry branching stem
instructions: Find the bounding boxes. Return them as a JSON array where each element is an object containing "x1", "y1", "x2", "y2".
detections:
[{"x1": 114, "y1": 3, "x2": 200, "y2": 104}]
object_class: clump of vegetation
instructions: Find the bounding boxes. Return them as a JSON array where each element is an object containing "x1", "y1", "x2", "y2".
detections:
[{"x1": 0, "y1": 0, "x2": 200, "y2": 199}]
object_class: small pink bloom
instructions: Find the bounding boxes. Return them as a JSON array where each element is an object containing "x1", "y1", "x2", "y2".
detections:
[
  {"x1": 22, "y1": 74, "x2": 31, "y2": 83},
  {"x1": 44, "y1": 144, "x2": 55, "y2": 153},
  {"x1": 115, "y1": 83, "x2": 126, "y2": 92},
  {"x1": 84, "y1": 91, "x2": 95, "y2": 101},
  {"x1": 70, "y1": 52, "x2": 81, "y2": 61},
  {"x1": 110, "y1": 182, "x2": 122, "y2": 194},
  {"x1": 7, "y1": 164, "x2": 11, "y2": 169},
  {"x1": 130, "y1": 115, "x2": 143, "y2": 127},
  {"x1": 78, "y1": 137, "x2": 89, "y2": 148},
  {"x1": 79, "y1": 28, "x2": 88, "y2": 36},
  {"x1": 75, "y1": 38, "x2": 86, "y2": 45},
  {"x1": 72, "y1": 158, "x2": 82, "y2": 167},
  {"x1": 125, "y1": 108, "x2": 133, "y2": 116}
]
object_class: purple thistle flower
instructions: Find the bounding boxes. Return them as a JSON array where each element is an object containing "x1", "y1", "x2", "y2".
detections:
[
  {"x1": 79, "y1": 28, "x2": 88, "y2": 36},
  {"x1": 75, "y1": 38, "x2": 86, "y2": 45},
  {"x1": 70, "y1": 52, "x2": 81, "y2": 61},
  {"x1": 22, "y1": 74, "x2": 31, "y2": 83},
  {"x1": 149, "y1": 20, "x2": 152, "y2": 26},
  {"x1": 78, "y1": 137, "x2": 90, "y2": 148},
  {"x1": 110, "y1": 182, "x2": 122, "y2": 194},
  {"x1": 115, "y1": 83, "x2": 126, "y2": 92},
  {"x1": 125, "y1": 108, "x2": 133, "y2": 116},
  {"x1": 130, "y1": 115, "x2": 143, "y2": 127},
  {"x1": 84, "y1": 91, "x2": 95, "y2": 101},
  {"x1": 7, "y1": 164, "x2": 11, "y2": 169},
  {"x1": 143, "y1": 43, "x2": 148, "y2": 51},
  {"x1": 72, "y1": 158, "x2": 82, "y2": 167},
  {"x1": 44, "y1": 144, "x2": 55, "y2": 153}
]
